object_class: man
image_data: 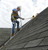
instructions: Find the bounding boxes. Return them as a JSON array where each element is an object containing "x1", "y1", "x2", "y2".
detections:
[{"x1": 11, "y1": 7, "x2": 24, "y2": 36}]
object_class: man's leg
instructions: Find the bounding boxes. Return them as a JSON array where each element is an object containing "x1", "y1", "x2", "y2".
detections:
[
  {"x1": 16, "y1": 20, "x2": 20, "y2": 31},
  {"x1": 12, "y1": 22, "x2": 16, "y2": 36}
]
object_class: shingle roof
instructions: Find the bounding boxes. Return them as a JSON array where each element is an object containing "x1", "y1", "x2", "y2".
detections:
[
  {"x1": 0, "y1": 28, "x2": 11, "y2": 47},
  {"x1": 0, "y1": 7, "x2": 48, "y2": 50}
]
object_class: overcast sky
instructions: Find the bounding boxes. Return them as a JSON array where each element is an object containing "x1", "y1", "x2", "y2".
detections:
[{"x1": 0, "y1": 0, "x2": 48, "y2": 28}]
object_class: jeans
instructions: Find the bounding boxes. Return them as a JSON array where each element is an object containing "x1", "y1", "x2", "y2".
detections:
[{"x1": 12, "y1": 20, "x2": 19, "y2": 34}]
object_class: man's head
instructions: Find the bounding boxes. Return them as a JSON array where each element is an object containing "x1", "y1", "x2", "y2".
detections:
[
  {"x1": 17, "y1": 6, "x2": 21, "y2": 11},
  {"x1": 12, "y1": 6, "x2": 21, "y2": 13}
]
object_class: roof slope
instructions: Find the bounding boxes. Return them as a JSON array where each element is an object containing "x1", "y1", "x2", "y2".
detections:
[
  {"x1": 1, "y1": 7, "x2": 48, "y2": 50},
  {"x1": 0, "y1": 28, "x2": 11, "y2": 47}
]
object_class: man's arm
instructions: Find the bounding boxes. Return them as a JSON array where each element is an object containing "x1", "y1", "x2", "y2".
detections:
[
  {"x1": 15, "y1": 11, "x2": 24, "y2": 20},
  {"x1": 17, "y1": 15, "x2": 24, "y2": 20},
  {"x1": 20, "y1": 17, "x2": 24, "y2": 20}
]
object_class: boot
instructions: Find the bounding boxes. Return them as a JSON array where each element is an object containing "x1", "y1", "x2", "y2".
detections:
[
  {"x1": 12, "y1": 33, "x2": 15, "y2": 36},
  {"x1": 17, "y1": 28, "x2": 20, "y2": 32}
]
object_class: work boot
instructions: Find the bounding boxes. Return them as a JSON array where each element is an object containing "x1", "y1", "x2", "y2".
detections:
[
  {"x1": 17, "y1": 28, "x2": 20, "y2": 32},
  {"x1": 12, "y1": 33, "x2": 15, "y2": 36}
]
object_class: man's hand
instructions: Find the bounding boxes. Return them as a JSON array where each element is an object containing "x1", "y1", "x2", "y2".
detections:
[
  {"x1": 22, "y1": 18, "x2": 24, "y2": 20},
  {"x1": 20, "y1": 18, "x2": 24, "y2": 20}
]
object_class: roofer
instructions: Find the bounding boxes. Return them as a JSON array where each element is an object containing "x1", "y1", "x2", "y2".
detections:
[{"x1": 11, "y1": 6, "x2": 24, "y2": 36}]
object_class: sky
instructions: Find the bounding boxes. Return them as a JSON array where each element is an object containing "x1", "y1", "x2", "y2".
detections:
[{"x1": 0, "y1": 0, "x2": 48, "y2": 28}]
